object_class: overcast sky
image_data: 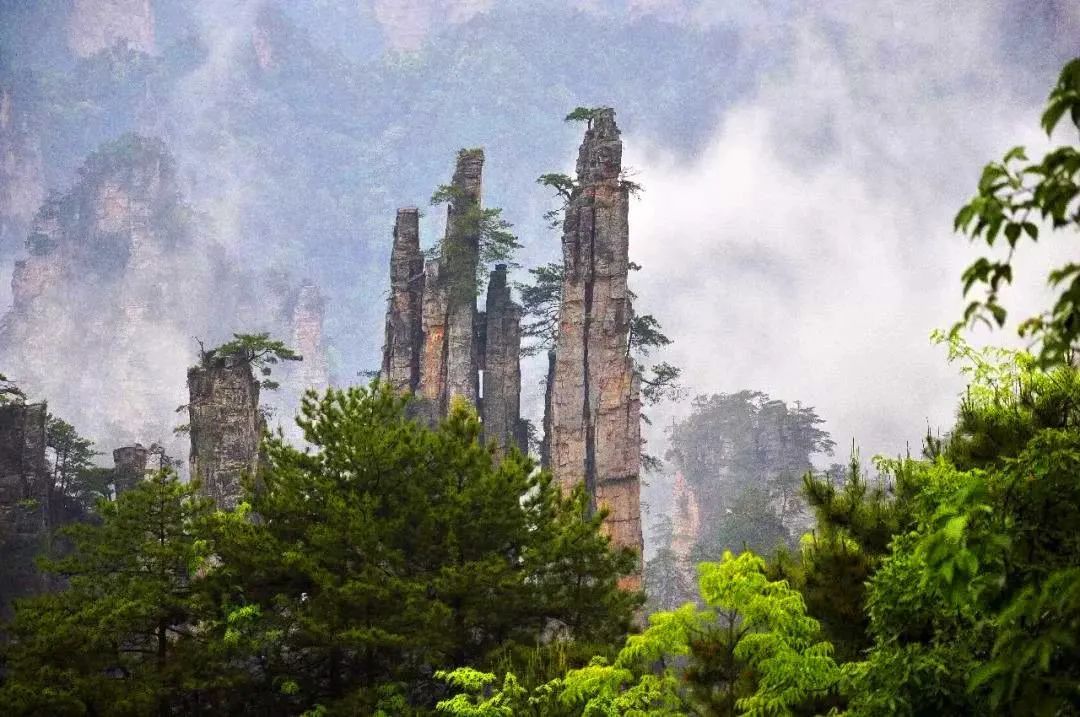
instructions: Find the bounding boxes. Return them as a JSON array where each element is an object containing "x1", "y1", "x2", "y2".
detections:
[{"x1": 624, "y1": 0, "x2": 1078, "y2": 463}]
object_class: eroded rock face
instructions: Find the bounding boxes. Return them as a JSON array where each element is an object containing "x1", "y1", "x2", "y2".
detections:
[
  {"x1": 112, "y1": 442, "x2": 172, "y2": 497},
  {"x1": 68, "y1": 0, "x2": 156, "y2": 58},
  {"x1": 381, "y1": 208, "x2": 424, "y2": 393},
  {"x1": 550, "y1": 109, "x2": 643, "y2": 588},
  {"x1": 377, "y1": 152, "x2": 527, "y2": 458},
  {"x1": 112, "y1": 444, "x2": 149, "y2": 496},
  {"x1": 0, "y1": 402, "x2": 49, "y2": 620},
  {"x1": 418, "y1": 257, "x2": 450, "y2": 418},
  {"x1": 187, "y1": 356, "x2": 263, "y2": 511},
  {"x1": 481, "y1": 264, "x2": 525, "y2": 458}
]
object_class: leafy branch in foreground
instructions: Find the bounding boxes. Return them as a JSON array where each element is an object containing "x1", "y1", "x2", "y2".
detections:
[
  {"x1": 437, "y1": 551, "x2": 840, "y2": 715},
  {"x1": 953, "y1": 57, "x2": 1080, "y2": 366}
]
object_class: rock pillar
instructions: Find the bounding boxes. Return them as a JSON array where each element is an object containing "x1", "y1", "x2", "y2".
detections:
[
  {"x1": 481, "y1": 264, "x2": 524, "y2": 457},
  {"x1": 112, "y1": 443, "x2": 149, "y2": 496},
  {"x1": 549, "y1": 109, "x2": 643, "y2": 588},
  {"x1": 187, "y1": 355, "x2": 263, "y2": 511},
  {"x1": 381, "y1": 208, "x2": 425, "y2": 393},
  {"x1": 0, "y1": 402, "x2": 49, "y2": 618},
  {"x1": 442, "y1": 149, "x2": 484, "y2": 407},
  {"x1": 291, "y1": 282, "x2": 330, "y2": 392}
]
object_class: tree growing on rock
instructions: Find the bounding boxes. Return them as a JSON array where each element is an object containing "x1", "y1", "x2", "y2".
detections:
[{"x1": 197, "y1": 332, "x2": 302, "y2": 391}]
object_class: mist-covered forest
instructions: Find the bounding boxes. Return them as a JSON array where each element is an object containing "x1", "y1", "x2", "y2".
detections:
[{"x1": 1, "y1": 1, "x2": 1079, "y2": 715}]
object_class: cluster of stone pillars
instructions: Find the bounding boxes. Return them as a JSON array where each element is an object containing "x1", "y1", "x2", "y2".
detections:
[
  {"x1": 379, "y1": 149, "x2": 528, "y2": 458},
  {"x1": 0, "y1": 111, "x2": 646, "y2": 600},
  {"x1": 379, "y1": 109, "x2": 644, "y2": 587}
]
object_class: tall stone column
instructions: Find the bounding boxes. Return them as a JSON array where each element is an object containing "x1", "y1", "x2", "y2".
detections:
[
  {"x1": 414, "y1": 149, "x2": 485, "y2": 422},
  {"x1": 481, "y1": 264, "x2": 524, "y2": 458},
  {"x1": 442, "y1": 149, "x2": 484, "y2": 407},
  {"x1": 418, "y1": 258, "x2": 450, "y2": 419},
  {"x1": 112, "y1": 443, "x2": 149, "y2": 496},
  {"x1": 550, "y1": 109, "x2": 643, "y2": 589},
  {"x1": 187, "y1": 355, "x2": 264, "y2": 511},
  {"x1": 291, "y1": 282, "x2": 330, "y2": 393},
  {"x1": 381, "y1": 208, "x2": 425, "y2": 393},
  {"x1": 0, "y1": 402, "x2": 49, "y2": 619}
]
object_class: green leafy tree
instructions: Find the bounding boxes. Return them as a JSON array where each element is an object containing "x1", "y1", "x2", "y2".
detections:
[
  {"x1": 517, "y1": 262, "x2": 564, "y2": 356},
  {"x1": 0, "y1": 470, "x2": 229, "y2": 715},
  {"x1": 431, "y1": 174, "x2": 522, "y2": 292},
  {"x1": 953, "y1": 57, "x2": 1080, "y2": 366},
  {"x1": 198, "y1": 385, "x2": 639, "y2": 713},
  {"x1": 843, "y1": 339, "x2": 1080, "y2": 716},
  {"x1": 776, "y1": 449, "x2": 920, "y2": 662},
  {"x1": 438, "y1": 551, "x2": 840, "y2": 716},
  {"x1": 563, "y1": 106, "x2": 612, "y2": 125},
  {"x1": 44, "y1": 415, "x2": 108, "y2": 515}
]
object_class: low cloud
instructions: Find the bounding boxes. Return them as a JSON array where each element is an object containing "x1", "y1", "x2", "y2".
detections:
[{"x1": 626, "y1": 0, "x2": 1077, "y2": 462}]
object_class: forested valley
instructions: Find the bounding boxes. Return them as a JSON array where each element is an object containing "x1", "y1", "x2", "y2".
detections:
[{"x1": 1, "y1": 2, "x2": 1079, "y2": 716}]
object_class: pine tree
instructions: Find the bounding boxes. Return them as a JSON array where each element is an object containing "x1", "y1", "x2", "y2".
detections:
[
  {"x1": 198, "y1": 384, "x2": 639, "y2": 713},
  {"x1": 0, "y1": 470, "x2": 223, "y2": 715}
]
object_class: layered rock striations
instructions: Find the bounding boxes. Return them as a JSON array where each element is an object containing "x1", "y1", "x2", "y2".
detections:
[
  {"x1": 549, "y1": 109, "x2": 643, "y2": 587},
  {"x1": 187, "y1": 354, "x2": 264, "y2": 511},
  {"x1": 0, "y1": 402, "x2": 50, "y2": 619},
  {"x1": 481, "y1": 264, "x2": 526, "y2": 457},
  {"x1": 381, "y1": 208, "x2": 425, "y2": 393}
]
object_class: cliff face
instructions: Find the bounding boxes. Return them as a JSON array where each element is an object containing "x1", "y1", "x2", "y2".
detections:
[
  {"x1": 0, "y1": 136, "x2": 199, "y2": 452},
  {"x1": 381, "y1": 208, "x2": 424, "y2": 393},
  {"x1": 0, "y1": 135, "x2": 297, "y2": 456},
  {"x1": 550, "y1": 109, "x2": 643, "y2": 588},
  {"x1": 418, "y1": 258, "x2": 450, "y2": 418},
  {"x1": 481, "y1": 264, "x2": 525, "y2": 458},
  {"x1": 0, "y1": 402, "x2": 50, "y2": 620},
  {"x1": 68, "y1": 0, "x2": 156, "y2": 58},
  {"x1": 111, "y1": 442, "x2": 171, "y2": 493},
  {"x1": 187, "y1": 356, "x2": 263, "y2": 511}
]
